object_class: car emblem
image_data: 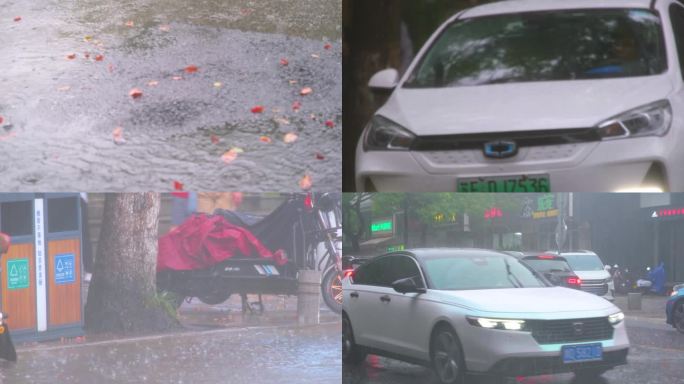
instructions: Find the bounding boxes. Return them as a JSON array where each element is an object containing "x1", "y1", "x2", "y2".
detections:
[
  {"x1": 572, "y1": 322, "x2": 584, "y2": 336},
  {"x1": 483, "y1": 140, "x2": 518, "y2": 159}
]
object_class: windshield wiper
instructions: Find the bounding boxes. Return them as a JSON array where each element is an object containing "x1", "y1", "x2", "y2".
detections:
[{"x1": 504, "y1": 259, "x2": 524, "y2": 288}]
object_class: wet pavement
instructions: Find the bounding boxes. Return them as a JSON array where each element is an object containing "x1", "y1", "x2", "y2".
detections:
[
  {"x1": 2, "y1": 322, "x2": 341, "y2": 383},
  {"x1": 0, "y1": 0, "x2": 341, "y2": 191},
  {"x1": 342, "y1": 305, "x2": 684, "y2": 384}
]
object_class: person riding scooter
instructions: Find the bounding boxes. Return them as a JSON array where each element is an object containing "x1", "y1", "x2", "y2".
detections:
[{"x1": 0, "y1": 231, "x2": 17, "y2": 362}]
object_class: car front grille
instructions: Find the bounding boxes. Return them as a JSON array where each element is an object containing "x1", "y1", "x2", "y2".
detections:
[
  {"x1": 528, "y1": 317, "x2": 614, "y2": 344},
  {"x1": 581, "y1": 279, "x2": 609, "y2": 296}
]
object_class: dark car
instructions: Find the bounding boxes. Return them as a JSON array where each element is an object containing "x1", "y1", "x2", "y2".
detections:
[{"x1": 510, "y1": 253, "x2": 582, "y2": 290}]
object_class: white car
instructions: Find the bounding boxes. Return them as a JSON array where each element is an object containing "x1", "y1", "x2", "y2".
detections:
[
  {"x1": 355, "y1": 0, "x2": 684, "y2": 192},
  {"x1": 548, "y1": 251, "x2": 615, "y2": 301},
  {"x1": 342, "y1": 248, "x2": 629, "y2": 383}
]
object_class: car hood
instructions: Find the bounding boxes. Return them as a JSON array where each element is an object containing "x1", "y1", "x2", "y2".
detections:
[
  {"x1": 431, "y1": 287, "x2": 616, "y2": 317},
  {"x1": 383, "y1": 75, "x2": 673, "y2": 136}
]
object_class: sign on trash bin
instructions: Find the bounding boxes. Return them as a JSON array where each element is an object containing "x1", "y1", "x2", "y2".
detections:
[
  {"x1": 7, "y1": 259, "x2": 29, "y2": 290},
  {"x1": 54, "y1": 254, "x2": 75, "y2": 285}
]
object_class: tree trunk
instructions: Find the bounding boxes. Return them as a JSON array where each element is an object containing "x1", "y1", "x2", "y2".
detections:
[{"x1": 85, "y1": 193, "x2": 178, "y2": 333}]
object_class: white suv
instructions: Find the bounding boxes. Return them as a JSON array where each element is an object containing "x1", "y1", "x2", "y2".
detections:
[
  {"x1": 356, "y1": 0, "x2": 684, "y2": 192},
  {"x1": 549, "y1": 250, "x2": 615, "y2": 301}
]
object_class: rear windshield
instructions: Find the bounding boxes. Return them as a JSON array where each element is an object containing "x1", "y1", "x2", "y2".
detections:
[
  {"x1": 405, "y1": 9, "x2": 667, "y2": 87},
  {"x1": 523, "y1": 259, "x2": 573, "y2": 273},
  {"x1": 423, "y1": 254, "x2": 548, "y2": 290},
  {"x1": 562, "y1": 254, "x2": 606, "y2": 271}
]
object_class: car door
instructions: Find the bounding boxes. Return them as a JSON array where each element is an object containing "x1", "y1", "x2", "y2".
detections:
[
  {"x1": 344, "y1": 255, "x2": 395, "y2": 349},
  {"x1": 380, "y1": 255, "x2": 433, "y2": 360}
]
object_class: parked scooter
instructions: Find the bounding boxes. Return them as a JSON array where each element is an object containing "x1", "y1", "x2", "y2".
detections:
[
  {"x1": 635, "y1": 266, "x2": 654, "y2": 294},
  {"x1": 0, "y1": 232, "x2": 17, "y2": 362}
]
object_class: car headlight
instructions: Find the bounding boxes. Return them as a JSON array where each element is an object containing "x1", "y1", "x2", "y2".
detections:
[
  {"x1": 608, "y1": 312, "x2": 624, "y2": 325},
  {"x1": 671, "y1": 290, "x2": 679, "y2": 297},
  {"x1": 597, "y1": 100, "x2": 672, "y2": 139},
  {"x1": 466, "y1": 316, "x2": 526, "y2": 331},
  {"x1": 363, "y1": 115, "x2": 416, "y2": 151}
]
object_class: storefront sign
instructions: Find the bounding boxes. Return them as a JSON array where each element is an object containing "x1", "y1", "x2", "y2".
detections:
[
  {"x1": 484, "y1": 207, "x2": 503, "y2": 219},
  {"x1": 650, "y1": 207, "x2": 684, "y2": 218},
  {"x1": 386, "y1": 244, "x2": 405, "y2": 252},
  {"x1": 532, "y1": 194, "x2": 559, "y2": 219},
  {"x1": 54, "y1": 253, "x2": 76, "y2": 284},
  {"x1": 7, "y1": 259, "x2": 29, "y2": 290},
  {"x1": 371, "y1": 220, "x2": 392, "y2": 233}
]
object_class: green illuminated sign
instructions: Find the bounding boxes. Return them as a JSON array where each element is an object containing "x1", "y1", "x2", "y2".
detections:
[
  {"x1": 387, "y1": 244, "x2": 405, "y2": 252},
  {"x1": 371, "y1": 220, "x2": 392, "y2": 232}
]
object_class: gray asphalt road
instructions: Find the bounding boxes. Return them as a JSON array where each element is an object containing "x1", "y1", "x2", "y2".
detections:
[
  {"x1": 342, "y1": 316, "x2": 684, "y2": 384},
  {"x1": 1, "y1": 323, "x2": 341, "y2": 384},
  {"x1": 0, "y1": 0, "x2": 341, "y2": 191}
]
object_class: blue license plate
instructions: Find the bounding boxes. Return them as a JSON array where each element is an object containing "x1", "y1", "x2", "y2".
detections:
[{"x1": 562, "y1": 343, "x2": 603, "y2": 364}]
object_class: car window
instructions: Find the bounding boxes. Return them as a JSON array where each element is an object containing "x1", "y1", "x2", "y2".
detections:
[
  {"x1": 669, "y1": 4, "x2": 684, "y2": 76},
  {"x1": 387, "y1": 255, "x2": 425, "y2": 288},
  {"x1": 524, "y1": 259, "x2": 573, "y2": 273},
  {"x1": 423, "y1": 254, "x2": 548, "y2": 290},
  {"x1": 405, "y1": 9, "x2": 666, "y2": 87},
  {"x1": 563, "y1": 254, "x2": 605, "y2": 271}
]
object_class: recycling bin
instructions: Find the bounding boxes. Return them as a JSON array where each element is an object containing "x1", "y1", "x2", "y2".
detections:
[{"x1": 0, "y1": 193, "x2": 84, "y2": 342}]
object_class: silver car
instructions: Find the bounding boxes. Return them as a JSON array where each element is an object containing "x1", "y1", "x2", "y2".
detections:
[{"x1": 342, "y1": 248, "x2": 629, "y2": 383}]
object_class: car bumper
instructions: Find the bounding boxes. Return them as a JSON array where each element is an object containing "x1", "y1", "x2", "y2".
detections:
[
  {"x1": 460, "y1": 320, "x2": 630, "y2": 374},
  {"x1": 355, "y1": 135, "x2": 679, "y2": 192}
]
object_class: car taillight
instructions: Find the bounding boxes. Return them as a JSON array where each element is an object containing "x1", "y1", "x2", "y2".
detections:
[
  {"x1": 343, "y1": 269, "x2": 354, "y2": 279},
  {"x1": 538, "y1": 255, "x2": 555, "y2": 259},
  {"x1": 567, "y1": 277, "x2": 582, "y2": 286}
]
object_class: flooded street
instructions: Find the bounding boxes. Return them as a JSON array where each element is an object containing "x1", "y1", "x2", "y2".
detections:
[
  {"x1": 1, "y1": 323, "x2": 341, "y2": 383},
  {"x1": 0, "y1": 0, "x2": 341, "y2": 191}
]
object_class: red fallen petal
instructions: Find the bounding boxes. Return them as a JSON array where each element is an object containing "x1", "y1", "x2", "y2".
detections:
[
  {"x1": 184, "y1": 65, "x2": 198, "y2": 73},
  {"x1": 125, "y1": 20, "x2": 134, "y2": 27},
  {"x1": 129, "y1": 88, "x2": 143, "y2": 98},
  {"x1": 280, "y1": 58, "x2": 289, "y2": 66},
  {"x1": 251, "y1": 105, "x2": 264, "y2": 113},
  {"x1": 315, "y1": 152, "x2": 325, "y2": 160},
  {"x1": 112, "y1": 127, "x2": 125, "y2": 144},
  {"x1": 94, "y1": 54, "x2": 104, "y2": 61},
  {"x1": 13, "y1": 16, "x2": 21, "y2": 22},
  {"x1": 259, "y1": 136, "x2": 272, "y2": 143},
  {"x1": 299, "y1": 174, "x2": 313, "y2": 190},
  {"x1": 66, "y1": 53, "x2": 76, "y2": 60},
  {"x1": 172, "y1": 76, "x2": 183, "y2": 81},
  {"x1": 173, "y1": 181, "x2": 184, "y2": 191},
  {"x1": 325, "y1": 120, "x2": 334, "y2": 128},
  {"x1": 300, "y1": 87, "x2": 313, "y2": 96},
  {"x1": 292, "y1": 101, "x2": 302, "y2": 111},
  {"x1": 324, "y1": 43, "x2": 332, "y2": 50},
  {"x1": 210, "y1": 135, "x2": 220, "y2": 144},
  {"x1": 0, "y1": 116, "x2": 3, "y2": 124},
  {"x1": 84, "y1": 52, "x2": 90, "y2": 59}
]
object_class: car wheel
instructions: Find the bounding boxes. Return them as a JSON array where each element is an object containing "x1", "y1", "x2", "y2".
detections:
[
  {"x1": 574, "y1": 368, "x2": 608, "y2": 379},
  {"x1": 343, "y1": 314, "x2": 367, "y2": 364},
  {"x1": 430, "y1": 326, "x2": 466, "y2": 384},
  {"x1": 674, "y1": 301, "x2": 684, "y2": 334}
]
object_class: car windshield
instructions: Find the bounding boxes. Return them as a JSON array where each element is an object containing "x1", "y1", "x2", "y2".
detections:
[
  {"x1": 562, "y1": 254, "x2": 606, "y2": 271},
  {"x1": 423, "y1": 254, "x2": 548, "y2": 290},
  {"x1": 524, "y1": 259, "x2": 573, "y2": 273},
  {"x1": 404, "y1": 9, "x2": 666, "y2": 87}
]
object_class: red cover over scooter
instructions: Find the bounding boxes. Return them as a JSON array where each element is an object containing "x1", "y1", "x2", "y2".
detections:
[{"x1": 157, "y1": 214, "x2": 287, "y2": 271}]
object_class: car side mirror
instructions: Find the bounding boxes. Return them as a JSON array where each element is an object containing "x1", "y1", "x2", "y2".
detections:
[
  {"x1": 369, "y1": 68, "x2": 399, "y2": 94},
  {"x1": 392, "y1": 277, "x2": 426, "y2": 294}
]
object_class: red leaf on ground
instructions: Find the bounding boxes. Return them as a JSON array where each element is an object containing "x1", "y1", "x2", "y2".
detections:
[
  {"x1": 292, "y1": 101, "x2": 302, "y2": 111},
  {"x1": 13, "y1": 16, "x2": 21, "y2": 22},
  {"x1": 299, "y1": 174, "x2": 313, "y2": 190},
  {"x1": 184, "y1": 65, "x2": 198, "y2": 73},
  {"x1": 300, "y1": 87, "x2": 313, "y2": 96},
  {"x1": 94, "y1": 54, "x2": 104, "y2": 61},
  {"x1": 324, "y1": 43, "x2": 332, "y2": 50},
  {"x1": 325, "y1": 120, "x2": 334, "y2": 128},
  {"x1": 251, "y1": 105, "x2": 264, "y2": 113},
  {"x1": 280, "y1": 58, "x2": 289, "y2": 66},
  {"x1": 112, "y1": 127, "x2": 125, "y2": 144},
  {"x1": 173, "y1": 181, "x2": 184, "y2": 191},
  {"x1": 259, "y1": 136, "x2": 272, "y2": 143},
  {"x1": 315, "y1": 152, "x2": 325, "y2": 160},
  {"x1": 66, "y1": 53, "x2": 76, "y2": 60},
  {"x1": 129, "y1": 88, "x2": 143, "y2": 98},
  {"x1": 210, "y1": 135, "x2": 220, "y2": 144}
]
